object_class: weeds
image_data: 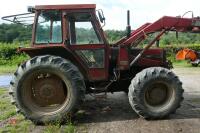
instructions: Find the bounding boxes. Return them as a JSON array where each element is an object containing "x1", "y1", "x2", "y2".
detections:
[
  {"x1": 0, "y1": 65, "x2": 17, "y2": 74},
  {"x1": 0, "y1": 88, "x2": 77, "y2": 132},
  {"x1": 61, "y1": 123, "x2": 76, "y2": 133}
]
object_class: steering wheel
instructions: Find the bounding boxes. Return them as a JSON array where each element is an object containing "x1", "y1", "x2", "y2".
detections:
[{"x1": 89, "y1": 40, "x2": 94, "y2": 44}]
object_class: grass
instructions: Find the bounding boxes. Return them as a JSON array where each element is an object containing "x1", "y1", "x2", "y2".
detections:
[
  {"x1": 0, "y1": 88, "x2": 76, "y2": 133},
  {"x1": 168, "y1": 60, "x2": 200, "y2": 75},
  {"x1": 0, "y1": 88, "x2": 7, "y2": 95},
  {"x1": 0, "y1": 65, "x2": 17, "y2": 75},
  {"x1": 0, "y1": 88, "x2": 32, "y2": 132},
  {"x1": 173, "y1": 60, "x2": 192, "y2": 68}
]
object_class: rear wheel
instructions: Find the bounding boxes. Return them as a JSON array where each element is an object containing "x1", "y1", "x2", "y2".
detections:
[
  {"x1": 10, "y1": 55, "x2": 85, "y2": 124},
  {"x1": 128, "y1": 67, "x2": 184, "y2": 119}
]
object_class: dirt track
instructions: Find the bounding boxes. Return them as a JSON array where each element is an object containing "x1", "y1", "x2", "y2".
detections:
[{"x1": 75, "y1": 68, "x2": 200, "y2": 133}]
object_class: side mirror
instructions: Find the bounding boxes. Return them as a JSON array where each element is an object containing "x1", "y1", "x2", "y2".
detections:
[{"x1": 97, "y1": 9, "x2": 106, "y2": 26}]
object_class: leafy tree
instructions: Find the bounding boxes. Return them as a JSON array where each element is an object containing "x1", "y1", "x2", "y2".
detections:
[
  {"x1": 0, "y1": 23, "x2": 32, "y2": 43},
  {"x1": 0, "y1": 23, "x2": 200, "y2": 45}
]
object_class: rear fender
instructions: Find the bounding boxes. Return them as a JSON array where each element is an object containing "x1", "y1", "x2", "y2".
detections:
[{"x1": 18, "y1": 45, "x2": 88, "y2": 79}]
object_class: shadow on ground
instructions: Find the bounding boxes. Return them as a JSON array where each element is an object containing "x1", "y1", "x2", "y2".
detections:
[
  {"x1": 75, "y1": 92, "x2": 138, "y2": 123},
  {"x1": 74, "y1": 92, "x2": 200, "y2": 124},
  {"x1": 170, "y1": 92, "x2": 200, "y2": 119}
]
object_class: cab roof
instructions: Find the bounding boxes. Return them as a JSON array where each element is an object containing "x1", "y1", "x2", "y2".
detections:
[{"x1": 35, "y1": 4, "x2": 96, "y2": 10}]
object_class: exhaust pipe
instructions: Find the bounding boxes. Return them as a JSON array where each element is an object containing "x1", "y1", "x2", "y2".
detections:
[{"x1": 126, "y1": 10, "x2": 131, "y2": 38}]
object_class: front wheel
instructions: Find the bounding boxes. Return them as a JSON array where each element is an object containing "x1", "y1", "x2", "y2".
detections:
[{"x1": 128, "y1": 67, "x2": 184, "y2": 119}]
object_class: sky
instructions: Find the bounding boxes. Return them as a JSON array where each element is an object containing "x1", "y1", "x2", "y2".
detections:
[{"x1": 0, "y1": 0, "x2": 200, "y2": 30}]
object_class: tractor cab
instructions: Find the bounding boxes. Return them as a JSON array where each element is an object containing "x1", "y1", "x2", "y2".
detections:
[
  {"x1": 32, "y1": 5, "x2": 107, "y2": 46},
  {"x1": 3, "y1": 4, "x2": 111, "y2": 81},
  {"x1": 33, "y1": 5, "x2": 109, "y2": 81}
]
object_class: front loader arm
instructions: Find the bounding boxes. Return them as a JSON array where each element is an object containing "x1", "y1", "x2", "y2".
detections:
[
  {"x1": 115, "y1": 15, "x2": 200, "y2": 67},
  {"x1": 116, "y1": 16, "x2": 200, "y2": 46}
]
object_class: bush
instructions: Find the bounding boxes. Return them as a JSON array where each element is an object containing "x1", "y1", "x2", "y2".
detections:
[
  {"x1": 0, "y1": 42, "x2": 200, "y2": 66},
  {"x1": 0, "y1": 43, "x2": 17, "y2": 59},
  {"x1": 0, "y1": 43, "x2": 29, "y2": 65}
]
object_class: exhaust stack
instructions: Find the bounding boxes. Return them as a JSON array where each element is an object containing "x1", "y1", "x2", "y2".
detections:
[{"x1": 126, "y1": 10, "x2": 131, "y2": 38}]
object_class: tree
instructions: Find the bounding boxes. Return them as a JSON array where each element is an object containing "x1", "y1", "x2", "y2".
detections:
[{"x1": 0, "y1": 23, "x2": 32, "y2": 43}]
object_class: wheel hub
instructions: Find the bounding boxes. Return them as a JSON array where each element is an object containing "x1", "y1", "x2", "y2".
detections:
[
  {"x1": 39, "y1": 84, "x2": 55, "y2": 99},
  {"x1": 145, "y1": 83, "x2": 169, "y2": 107},
  {"x1": 32, "y1": 75, "x2": 67, "y2": 107}
]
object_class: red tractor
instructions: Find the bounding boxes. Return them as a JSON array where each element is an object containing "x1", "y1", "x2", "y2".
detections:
[{"x1": 2, "y1": 4, "x2": 200, "y2": 124}]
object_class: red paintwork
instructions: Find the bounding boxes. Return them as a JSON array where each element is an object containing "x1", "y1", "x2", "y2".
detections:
[
  {"x1": 115, "y1": 23, "x2": 151, "y2": 45},
  {"x1": 88, "y1": 68, "x2": 106, "y2": 80},
  {"x1": 18, "y1": 4, "x2": 200, "y2": 82},
  {"x1": 35, "y1": 4, "x2": 96, "y2": 10},
  {"x1": 24, "y1": 5, "x2": 110, "y2": 81},
  {"x1": 18, "y1": 45, "x2": 89, "y2": 80},
  {"x1": 137, "y1": 58, "x2": 163, "y2": 66},
  {"x1": 118, "y1": 47, "x2": 129, "y2": 70},
  {"x1": 143, "y1": 48, "x2": 163, "y2": 54},
  {"x1": 69, "y1": 44, "x2": 109, "y2": 81},
  {"x1": 69, "y1": 44, "x2": 105, "y2": 50},
  {"x1": 118, "y1": 16, "x2": 200, "y2": 45},
  {"x1": 129, "y1": 50, "x2": 164, "y2": 67},
  {"x1": 129, "y1": 48, "x2": 164, "y2": 66},
  {"x1": 18, "y1": 44, "x2": 63, "y2": 52}
]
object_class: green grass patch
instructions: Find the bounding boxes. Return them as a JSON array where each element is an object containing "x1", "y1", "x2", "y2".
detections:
[
  {"x1": 0, "y1": 65, "x2": 17, "y2": 74},
  {"x1": 61, "y1": 123, "x2": 76, "y2": 133},
  {"x1": 43, "y1": 122, "x2": 76, "y2": 133},
  {"x1": 0, "y1": 88, "x2": 77, "y2": 132},
  {"x1": 0, "y1": 88, "x2": 16, "y2": 121},
  {"x1": 0, "y1": 114, "x2": 32, "y2": 133},
  {"x1": 173, "y1": 60, "x2": 192, "y2": 68},
  {"x1": 43, "y1": 124, "x2": 61, "y2": 133},
  {"x1": 0, "y1": 88, "x2": 7, "y2": 95},
  {"x1": 0, "y1": 109, "x2": 16, "y2": 121},
  {"x1": 0, "y1": 99, "x2": 15, "y2": 114}
]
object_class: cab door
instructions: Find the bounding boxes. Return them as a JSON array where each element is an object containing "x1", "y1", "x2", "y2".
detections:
[{"x1": 65, "y1": 12, "x2": 109, "y2": 81}]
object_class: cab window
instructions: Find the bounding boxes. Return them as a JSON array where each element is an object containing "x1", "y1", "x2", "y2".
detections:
[
  {"x1": 35, "y1": 11, "x2": 62, "y2": 44},
  {"x1": 67, "y1": 12, "x2": 103, "y2": 45}
]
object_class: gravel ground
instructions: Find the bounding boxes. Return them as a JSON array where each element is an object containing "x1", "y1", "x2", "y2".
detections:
[{"x1": 75, "y1": 67, "x2": 200, "y2": 133}]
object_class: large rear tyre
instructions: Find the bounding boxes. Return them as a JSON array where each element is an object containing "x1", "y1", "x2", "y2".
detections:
[
  {"x1": 9, "y1": 55, "x2": 85, "y2": 124},
  {"x1": 128, "y1": 67, "x2": 184, "y2": 119}
]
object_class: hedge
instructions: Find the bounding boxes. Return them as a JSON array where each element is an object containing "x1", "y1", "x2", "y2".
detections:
[
  {"x1": 0, "y1": 43, "x2": 200, "y2": 65},
  {"x1": 0, "y1": 43, "x2": 29, "y2": 65}
]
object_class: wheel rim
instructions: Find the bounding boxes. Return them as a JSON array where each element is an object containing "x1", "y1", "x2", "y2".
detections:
[
  {"x1": 144, "y1": 81, "x2": 174, "y2": 111},
  {"x1": 21, "y1": 69, "x2": 70, "y2": 115}
]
